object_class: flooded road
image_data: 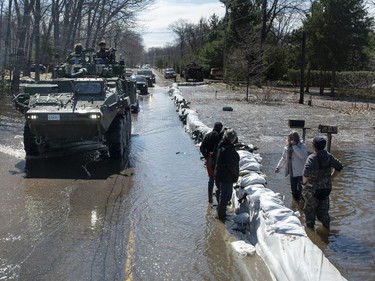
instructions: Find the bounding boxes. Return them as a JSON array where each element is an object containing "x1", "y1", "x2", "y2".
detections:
[
  {"x1": 1, "y1": 76, "x2": 374, "y2": 280},
  {"x1": 0, "y1": 85, "x2": 268, "y2": 280}
]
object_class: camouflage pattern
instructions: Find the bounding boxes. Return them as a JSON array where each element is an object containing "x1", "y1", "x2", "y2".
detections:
[
  {"x1": 302, "y1": 185, "x2": 330, "y2": 227},
  {"x1": 302, "y1": 150, "x2": 343, "y2": 227}
]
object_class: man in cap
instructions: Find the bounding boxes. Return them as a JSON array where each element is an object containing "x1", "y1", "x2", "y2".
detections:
[
  {"x1": 214, "y1": 128, "x2": 239, "y2": 221},
  {"x1": 302, "y1": 136, "x2": 343, "y2": 228},
  {"x1": 96, "y1": 41, "x2": 110, "y2": 61},
  {"x1": 200, "y1": 122, "x2": 224, "y2": 205}
]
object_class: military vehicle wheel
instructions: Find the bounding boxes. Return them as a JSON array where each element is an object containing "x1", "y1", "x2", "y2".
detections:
[
  {"x1": 106, "y1": 117, "x2": 125, "y2": 159},
  {"x1": 125, "y1": 109, "x2": 132, "y2": 144},
  {"x1": 23, "y1": 123, "x2": 39, "y2": 156},
  {"x1": 132, "y1": 100, "x2": 140, "y2": 113}
]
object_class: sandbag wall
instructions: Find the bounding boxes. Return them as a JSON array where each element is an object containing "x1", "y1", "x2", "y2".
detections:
[{"x1": 168, "y1": 83, "x2": 347, "y2": 281}]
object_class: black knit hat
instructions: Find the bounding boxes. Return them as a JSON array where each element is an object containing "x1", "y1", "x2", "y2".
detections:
[
  {"x1": 213, "y1": 122, "x2": 223, "y2": 131},
  {"x1": 313, "y1": 136, "x2": 326, "y2": 150}
]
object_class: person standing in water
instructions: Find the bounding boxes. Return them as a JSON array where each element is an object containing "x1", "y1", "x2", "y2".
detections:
[{"x1": 275, "y1": 131, "x2": 308, "y2": 201}]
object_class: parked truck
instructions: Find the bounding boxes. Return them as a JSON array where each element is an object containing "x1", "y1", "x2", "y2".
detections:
[{"x1": 182, "y1": 62, "x2": 204, "y2": 82}]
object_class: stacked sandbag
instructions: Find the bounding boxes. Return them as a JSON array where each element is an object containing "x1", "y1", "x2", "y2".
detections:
[
  {"x1": 233, "y1": 143, "x2": 347, "y2": 281},
  {"x1": 168, "y1": 85, "x2": 347, "y2": 281}
]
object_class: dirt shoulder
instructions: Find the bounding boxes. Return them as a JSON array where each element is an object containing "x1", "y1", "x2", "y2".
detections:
[{"x1": 172, "y1": 81, "x2": 374, "y2": 152}]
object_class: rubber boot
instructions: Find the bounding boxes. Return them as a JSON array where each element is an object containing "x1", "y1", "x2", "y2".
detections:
[
  {"x1": 208, "y1": 187, "x2": 213, "y2": 203},
  {"x1": 215, "y1": 189, "x2": 221, "y2": 205},
  {"x1": 217, "y1": 204, "x2": 227, "y2": 221}
]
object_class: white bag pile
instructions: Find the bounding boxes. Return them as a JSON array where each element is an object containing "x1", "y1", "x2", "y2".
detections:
[{"x1": 168, "y1": 83, "x2": 347, "y2": 281}]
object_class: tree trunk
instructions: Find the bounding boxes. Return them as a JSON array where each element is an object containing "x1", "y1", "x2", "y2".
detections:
[
  {"x1": 246, "y1": 60, "x2": 250, "y2": 102},
  {"x1": 34, "y1": 0, "x2": 41, "y2": 81},
  {"x1": 0, "y1": 2, "x2": 3, "y2": 67},
  {"x1": 331, "y1": 68, "x2": 336, "y2": 97},
  {"x1": 4, "y1": 0, "x2": 12, "y2": 69},
  {"x1": 11, "y1": 0, "x2": 35, "y2": 93},
  {"x1": 305, "y1": 68, "x2": 310, "y2": 93},
  {"x1": 52, "y1": 0, "x2": 60, "y2": 59},
  {"x1": 261, "y1": 0, "x2": 267, "y2": 44},
  {"x1": 319, "y1": 70, "x2": 324, "y2": 95}
]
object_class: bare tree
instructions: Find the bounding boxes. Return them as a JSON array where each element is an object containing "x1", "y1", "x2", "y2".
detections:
[
  {"x1": 11, "y1": 0, "x2": 35, "y2": 93},
  {"x1": 169, "y1": 19, "x2": 191, "y2": 58},
  {"x1": 227, "y1": 27, "x2": 266, "y2": 101}
]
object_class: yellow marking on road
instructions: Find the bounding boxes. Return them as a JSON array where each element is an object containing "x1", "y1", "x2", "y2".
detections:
[{"x1": 124, "y1": 220, "x2": 135, "y2": 281}]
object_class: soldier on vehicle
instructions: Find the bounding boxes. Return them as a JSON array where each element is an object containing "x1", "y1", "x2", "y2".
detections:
[
  {"x1": 96, "y1": 41, "x2": 110, "y2": 63},
  {"x1": 96, "y1": 41, "x2": 116, "y2": 63},
  {"x1": 66, "y1": 43, "x2": 84, "y2": 62},
  {"x1": 302, "y1": 136, "x2": 343, "y2": 229}
]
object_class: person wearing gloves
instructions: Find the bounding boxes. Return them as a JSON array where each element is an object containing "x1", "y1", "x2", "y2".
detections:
[
  {"x1": 302, "y1": 136, "x2": 343, "y2": 228},
  {"x1": 215, "y1": 128, "x2": 239, "y2": 221},
  {"x1": 275, "y1": 131, "x2": 308, "y2": 201}
]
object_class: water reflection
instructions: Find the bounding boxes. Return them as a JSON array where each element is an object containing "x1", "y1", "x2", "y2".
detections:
[
  {"x1": 325, "y1": 149, "x2": 375, "y2": 281},
  {"x1": 262, "y1": 147, "x2": 375, "y2": 280},
  {"x1": 24, "y1": 148, "x2": 129, "y2": 179}
]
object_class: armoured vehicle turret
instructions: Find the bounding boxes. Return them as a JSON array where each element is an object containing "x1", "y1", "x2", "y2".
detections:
[{"x1": 54, "y1": 48, "x2": 139, "y2": 113}]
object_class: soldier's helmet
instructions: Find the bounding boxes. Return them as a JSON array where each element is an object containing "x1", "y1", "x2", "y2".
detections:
[{"x1": 74, "y1": 43, "x2": 83, "y2": 52}]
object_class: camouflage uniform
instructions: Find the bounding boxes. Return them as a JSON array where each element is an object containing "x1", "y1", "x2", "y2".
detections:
[{"x1": 302, "y1": 150, "x2": 343, "y2": 227}]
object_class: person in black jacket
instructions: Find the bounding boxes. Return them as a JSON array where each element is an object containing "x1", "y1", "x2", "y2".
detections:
[
  {"x1": 200, "y1": 122, "x2": 223, "y2": 204},
  {"x1": 96, "y1": 41, "x2": 111, "y2": 62},
  {"x1": 215, "y1": 128, "x2": 239, "y2": 221}
]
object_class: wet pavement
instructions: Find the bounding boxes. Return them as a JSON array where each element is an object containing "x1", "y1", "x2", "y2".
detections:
[{"x1": 0, "y1": 78, "x2": 271, "y2": 280}]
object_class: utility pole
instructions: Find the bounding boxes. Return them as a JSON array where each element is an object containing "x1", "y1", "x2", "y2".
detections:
[
  {"x1": 299, "y1": 31, "x2": 306, "y2": 104},
  {"x1": 222, "y1": 1, "x2": 229, "y2": 83}
]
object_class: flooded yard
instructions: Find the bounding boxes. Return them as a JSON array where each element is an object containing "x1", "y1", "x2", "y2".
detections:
[{"x1": 176, "y1": 82, "x2": 375, "y2": 281}]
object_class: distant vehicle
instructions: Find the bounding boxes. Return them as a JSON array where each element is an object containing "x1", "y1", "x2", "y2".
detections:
[
  {"x1": 183, "y1": 62, "x2": 203, "y2": 82},
  {"x1": 125, "y1": 69, "x2": 133, "y2": 77},
  {"x1": 137, "y1": 69, "x2": 155, "y2": 86},
  {"x1": 30, "y1": 64, "x2": 46, "y2": 73},
  {"x1": 164, "y1": 68, "x2": 177, "y2": 79},
  {"x1": 130, "y1": 75, "x2": 148, "y2": 95},
  {"x1": 209, "y1": 68, "x2": 223, "y2": 80}
]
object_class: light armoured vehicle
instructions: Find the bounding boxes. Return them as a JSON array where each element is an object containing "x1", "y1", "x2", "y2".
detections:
[{"x1": 13, "y1": 49, "x2": 137, "y2": 158}]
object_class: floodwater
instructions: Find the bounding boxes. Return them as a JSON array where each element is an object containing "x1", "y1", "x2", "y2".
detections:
[
  {"x1": 180, "y1": 83, "x2": 375, "y2": 281},
  {"x1": 262, "y1": 148, "x2": 375, "y2": 281},
  {"x1": 0, "y1": 84, "x2": 271, "y2": 280},
  {"x1": 1, "y1": 76, "x2": 374, "y2": 281}
]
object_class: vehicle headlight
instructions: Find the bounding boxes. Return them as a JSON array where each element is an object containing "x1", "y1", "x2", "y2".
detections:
[
  {"x1": 27, "y1": 114, "x2": 38, "y2": 120},
  {"x1": 89, "y1": 114, "x2": 101, "y2": 119}
]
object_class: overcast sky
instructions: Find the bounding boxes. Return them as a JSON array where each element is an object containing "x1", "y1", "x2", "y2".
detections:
[{"x1": 138, "y1": 0, "x2": 226, "y2": 50}]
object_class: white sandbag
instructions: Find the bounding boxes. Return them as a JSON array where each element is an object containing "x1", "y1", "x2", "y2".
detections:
[
  {"x1": 240, "y1": 173, "x2": 267, "y2": 187},
  {"x1": 231, "y1": 240, "x2": 256, "y2": 257},
  {"x1": 240, "y1": 161, "x2": 262, "y2": 172}
]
